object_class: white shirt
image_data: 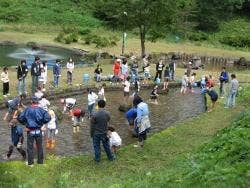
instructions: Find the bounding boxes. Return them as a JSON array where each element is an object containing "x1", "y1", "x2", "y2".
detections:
[
  {"x1": 67, "y1": 62, "x2": 74, "y2": 73},
  {"x1": 98, "y1": 88, "x2": 106, "y2": 101},
  {"x1": 47, "y1": 117, "x2": 57, "y2": 130},
  {"x1": 124, "y1": 80, "x2": 130, "y2": 92},
  {"x1": 39, "y1": 98, "x2": 50, "y2": 111},
  {"x1": 1, "y1": 72, "x2": 9, "y2": 83},
  {"x1": 39, "y1": 72, "x2": 45, "y2": 82},
  {"x1": 88, "y1": 92, "x2": 98, "y2": 105},
  {"x1": 35, "y1": 91, "x2": 44, "y2": 99},
  {"x1": 109, "y1": 132, "x2": 122, "y2": 147},
  {"x1": 66, "y1": 98, "x2": 76, "y2": 106}
]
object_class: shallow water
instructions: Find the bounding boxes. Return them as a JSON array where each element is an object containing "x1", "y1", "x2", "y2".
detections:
[{"x1": 0, "y1": 88, "x2": 205, "y2": 161}]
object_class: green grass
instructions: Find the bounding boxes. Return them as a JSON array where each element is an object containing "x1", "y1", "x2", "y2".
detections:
[{"x1": 0, "y1": 86, "x2": 249, "y2": 188}]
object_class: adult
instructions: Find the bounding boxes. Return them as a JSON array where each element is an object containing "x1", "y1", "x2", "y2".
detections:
[
  {"x1": 219, "y1": 67, "x2": 229, "y2": 98},
  {"x1": 133, "y1": 96, "x2": 151, "y2": 147},
  {"x1": 130, "y1": 59, "x2": 139, "y2": 84},
  {"x1": 17, "y1": 60, "x2": 28, "y2": 95},
  {"x1": 113, "y1": 58, "x2": 121, "y2": 83},
  {"x1": 169, "y1": 57, "x2": 176, "y2": 81},
  {"x1": 154, "y1": 59, "x2": 165, "y2": 82},
  {"x1": 53, "y1": 59, "x2": 61, "y2": 88},
  {"x1": 225, "y1": 74, "x2": 239, "y2": 108},
  {"x1": 18, "y1": 96, "x2": 51, "y2": 166},
  {"x1": 94, "y1": 64, "x2": 102, "y2": 82},
  {"x1": 90, "y1": 99, "x2": 114, "y2": 162},
  {"x1": 121, "y1": 59, "x2": 129, "y2": 81},
  {"x1": 87, "y1": 88, "x2": 98, "y2": 118},
  {"x1": 31, "y1": 56, "x2": 41, "y2": 94},
  {"x1": 66, "y1": 58, "x2": 74, "y2": 85},
  {"x1": 42, "y1": 61, "x2": 48, "y2": 90}
]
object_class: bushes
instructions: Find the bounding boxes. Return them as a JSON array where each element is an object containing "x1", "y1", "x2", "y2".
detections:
[
  {"x1": 83, "y1": 34, "x2": 118, "y2": 48},
  {"x1": 187, "y1": 31, "x2": 208, "y2": 41},
  {"x1": 220, "y1": 36, "x2": 250, "y2": 48}
]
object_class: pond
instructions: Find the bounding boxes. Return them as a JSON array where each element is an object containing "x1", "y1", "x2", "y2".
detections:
[
  {"x1": 0, "y1": 44, "x2": 83, "y2": 67},
  {"x1": 0, "y1": 88, "x2": 205, "y2": 161}
]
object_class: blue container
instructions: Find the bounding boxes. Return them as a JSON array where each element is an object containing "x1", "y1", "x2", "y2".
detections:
[
  {"x1": 155, "y1": 78, "x2": 161, "y2": 84},
  {"x1": 83, "y1": 74, "x2": 90, "y2": 85}
]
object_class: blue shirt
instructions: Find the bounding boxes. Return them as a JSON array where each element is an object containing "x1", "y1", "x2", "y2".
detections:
[
  {"x1": 53, "y1": 63, "x2": 61, "y2": 76},
  {"x1": 18, "y1": 105, "x2": 51, "y2": 129},
  {"x1": 126, "y1": 108, "x2": 137, "y2": 120}
]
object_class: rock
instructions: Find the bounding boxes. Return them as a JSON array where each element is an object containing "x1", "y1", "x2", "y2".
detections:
[{"x1": 118, "y1": 104, "x2": 132, "y2": 112}]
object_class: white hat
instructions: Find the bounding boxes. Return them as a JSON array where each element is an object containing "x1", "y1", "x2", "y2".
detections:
[{"x1": 189, "y1": 61, "x2": 192, "y2": 64}]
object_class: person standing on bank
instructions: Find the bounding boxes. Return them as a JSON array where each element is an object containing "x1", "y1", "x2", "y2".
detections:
[
  {"x1": 225, "y1": 74, "x2": 239, "y2": 108},
  {"x1": 17, "y1": 60, "x2": 28, "y2": 95},
  {"x1": 31, "y1": 56, "x2": 41, "y2": 94},
  {"x1": 90, "y1": 99, "x2": 114, "y2": 163},
  {"x1": 53, "y1": 59, "x2": 61, "y2": 88},
  {"x1": 1, "y1": 66, "x2": 10, "y2": 97},
  {"x1": 66, "y1": 58, "x2": 74, "y2": 85},
  {"x1": 154, "y1": 59, "x2": 165, "y2": 82},
  {"x1": 18, "y1": 96, "x2": 51, "y2": 167},
  {"x1": 219, "y1": 67, "x2": 229, "y2": 98}
]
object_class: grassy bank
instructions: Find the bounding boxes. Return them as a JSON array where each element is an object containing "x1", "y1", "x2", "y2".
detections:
[
  {"x1": 0, "y1": 85, "x2": 249, "y2": 187},
  {"x1": 1, "y1": 59, "x2": 250, "y2": 101}
]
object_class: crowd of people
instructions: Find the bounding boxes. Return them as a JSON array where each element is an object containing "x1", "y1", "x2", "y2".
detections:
[{"x1": 2, "y1": 54, "x2": 240, "y2": 165}]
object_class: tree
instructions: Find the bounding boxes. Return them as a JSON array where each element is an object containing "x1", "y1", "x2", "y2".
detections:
[{"x1": 92, "y1": 0, "x2": 182, "y2": 57}]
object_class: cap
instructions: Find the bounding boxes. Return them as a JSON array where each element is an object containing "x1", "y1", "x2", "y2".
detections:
[{"x1": 32, "y1": 96, "x2": 40, "y2": 103}]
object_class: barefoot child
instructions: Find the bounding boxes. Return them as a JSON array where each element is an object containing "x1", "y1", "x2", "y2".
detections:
[
  {"x1": 123, "y1": 76, "x2": 130, "y2": 104},
  {"x1": 180, "y1": 73, "x2": 188, "y2": 94},
  {"x1": 108, "y1": 126, "x2": 122, "y2": 154}
]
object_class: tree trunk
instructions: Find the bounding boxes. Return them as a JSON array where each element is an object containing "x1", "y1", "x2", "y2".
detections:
[{"x1": 139, "y1": 25, "x2": 146, "y2": 57}]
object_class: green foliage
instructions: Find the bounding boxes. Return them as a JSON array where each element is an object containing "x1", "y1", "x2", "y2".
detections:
[
  {"x1": 187, "y1": 31, "x2": 209, "y2": 41},
  {"x1": 54, "y1": 33, "x2": 65, "y2": 43},
  {"x1": 220, "y1": 35, "x2": 250, "y2": 47},
  {"x1": 83, "y1": 33, "x2": 118, "y2": 48}
]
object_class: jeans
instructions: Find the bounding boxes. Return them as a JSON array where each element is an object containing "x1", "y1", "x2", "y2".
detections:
[
  {"x1": 54, "y1": 75, "x2": 59, "y2": 87},
  {"x1": 7, "y1": 145, "x2": 26, "y2": 159},
  {"x1": 226, "y1": 91, "x2": 237, "y2": 108},
  {"x1": 18, "y1": 79, "x2": 26, "y2": 95},
  {"x1": 32, "y1": 76, "x2": 38, "y2": 94},
  {"x1": 95, "y1": 74, "x2": 101, "y2": 82},
  {"x1": 131, "y1": 70, "x2": 138, "y2": 83},
  {"x1": 92, "y1": 134, "x2": 114, "y2": 162},
  {"x1": 170, "y1": 70, "x2": 175, "y2": 80},
  {"x1": 219, "y1": 81, "x2": 226, "y2": 97},
  {"x1": 67, "y1": 71, "x2": 73, "y2": 84},
  {"x1": 88, "y1": 103, "x2": 95, "y2": 117},
  {"x1": 27, "y1": 131, "x2": 44, "y2": 165}
]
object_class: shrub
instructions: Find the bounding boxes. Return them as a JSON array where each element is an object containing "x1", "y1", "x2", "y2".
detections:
[
  {"x1": 188, "y1": 31, "x2": 208, "y2": 41},
  {"x1": 220, "y1": 36, "x2": 250, "y2": 48},
  {"x1": 78, "y1": 28, "x2": 91, "y2": 35},
  {"x1": 54, "y1": 33, "x2": 65, "y2": 43}
]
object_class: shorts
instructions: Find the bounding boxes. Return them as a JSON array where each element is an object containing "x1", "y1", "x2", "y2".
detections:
[
  {"x1": 211, "y1": 96, "x2": 218, "y2": 102},
  {"x1": 150, "y1": 95, "x2": 157, "y2": 100},
  {"x1": 124, "y1": 91, "x2": 129, "y2": 97},
  {"x1": 164, "y1": 77, "x2": 169, "y2": 82},
  {"x1": 73, "y1": 116, "x2": 81, "y2": 127}
]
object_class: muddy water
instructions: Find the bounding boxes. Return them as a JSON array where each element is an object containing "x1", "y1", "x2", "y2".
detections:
[{"x1": 0, "y1": 88, "x2": 205, "y2": 161}]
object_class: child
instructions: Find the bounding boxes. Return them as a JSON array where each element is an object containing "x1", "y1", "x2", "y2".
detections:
[
  {"x1": 6, "y1": 118, "x2": 26, "y2": 160},
  {"x1": 34, "y1": 87, "x2": 44, "y2": 99},
  {"x1": 108, "y1": 126, "x2": 122, "y2": 154},
  {"x1": 39, "y1": 94, "x2": 50, "y2": 111},
  {"x1": 126, "y1": 107, "x2": 137, "y2": 136},
  {"x1": 1, "y1": 67, "x2": 10, "y2": 97},
  {"x1": 61, "y1": 97, "x2": 76, "y2": 114},
  {"x1": 163, "y1": 66, "x2": 170, "y2": 90},
  {"x1": 188, "y1": 72, "x2": 196, "y2": 92},
  {"x1": 150, "y1": 85, "x2": 159, "y2": 104},
  {"x1": 87, "y1": 88, "x2": 98, "y2": 118},
  {"x1": 3, "y1": 94, "x2": 26, "y2": 121},
  {"x1": 71, "y1": 107, "x2": 85, "y2": 133},
  {"x1": 202, "y1": 88, "x2": 218, "y2": 112},
  {"x1": 143, "y1": 63, "x2": 150, "y2": 86},
  {"x1": 38, "y1": 68, "x2": 46, "y2": 90},
  {"x1": 46, "y1": 110, "x2": 59, "y2": 149},
  {"x1": 180, "y1": 73, "x2": 188, "y2": 94},
  {"x1": 123, "y1": 76, "x2": 130, "y2": 104},
  {"x1": 98, "y1": 83, "x2": 106, "y2": 101}
]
